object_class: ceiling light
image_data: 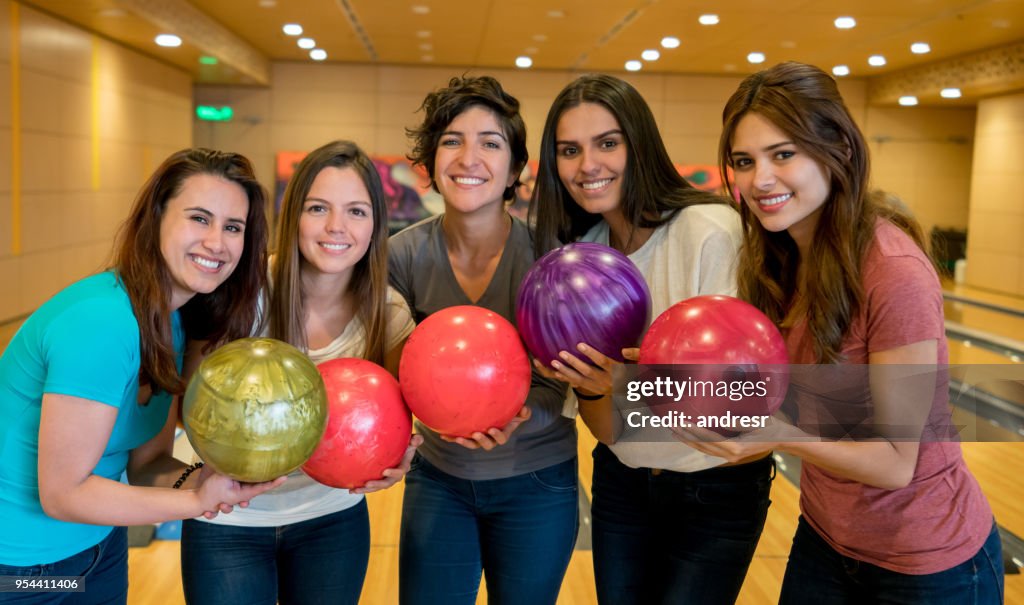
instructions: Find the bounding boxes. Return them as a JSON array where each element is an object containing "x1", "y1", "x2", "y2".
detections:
[
  {"x1": 834, "y1": 16, "x2": 856, "y2": 29},
  {"x1": 868, "y1": 55, "x2": 886, "y2": 67},
  {"x1": 660, "y1": 36, "x2": 680, "y2": 49},
  {"x1": 625, "y1": 60, "x2": 642, "y2": 72},
  {"x1": 258, "y1": 0, "x2": 276, "y2": 7},
  {"x1": 911, "y1": 42, "x2": 931, "y2": 54},
  {"x1": 524, "y1": 46, "x2": 538, "y2": 54},
  {"x1": 898, "y1": 95, "x2": 918, "y2": 106},
  {"x1": 421, "y1": 55, "x2": 434, "y2": 62},
  {"x1": 698, "y1": 14, "x2": 719, "y2": 25},
  {"x1": 747, "y1": 52, "x2": 766, "y2": 64},
  {"x1": 416, "y1": 30, "x2": 432, "y2": 38},
  {"x1": 832, "y1": 65, "x2": 850, "y2": 76},
  {"x1": 515, "y1": 56, "x2": 533, "y2": 68},
  {"x1": 534, "y1": 34, "x2": 548, "y2": 42},
  {"x1": 941, "y1": 88, "x2": 962, "y2": 98},
  {"x1": 297, "y1": 38, "x2": 315, "y2": 49},
  {"x1": 419, "y1": 43, "x2": 433, "y2": 51},
  {"x1": 547, "y1": 10, "x2": 564, "y2": 18},
  {"x1": 411, "y1": 5, "x2": 430, "y2": 14},
  {"x1": 155, "y1": 34, "x2": 182, "y2": 47},
  {"x1": 723, "y1": 63, "x2": 737, "y2": 72},
  {"x1": 282, "y1": 24, "x2": 302, "y2": 36},
  {"x1": 641, "y1": 49, "x2": 660, "y2": 61},
  {"x1": 780, "y1": 40, "x2": 797, "y2": 49},
  {"x1": 310, "y1": 49, "x2": 327, "y2": 61}
]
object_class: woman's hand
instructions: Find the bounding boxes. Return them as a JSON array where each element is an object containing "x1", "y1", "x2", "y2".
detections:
[
  {"x1": 669, "y1": 416, "x2": 802, "y2": 463},
  {"x1": 533, "y1": 343, "x2": 628, "y2": 398},
  {"x1": 441, "y1": 406, "x2": 532, "y2": 451},
  {"x1": 352, "y1": 434, "x2": 424, "y2": 494},
  {"x1": 195, "y1": 473, "x2": 287, "y2": 517}
]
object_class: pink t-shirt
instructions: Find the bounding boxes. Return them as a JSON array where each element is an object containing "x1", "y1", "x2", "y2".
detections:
[{"x1": 784, "y1": 219, "x2": 992, "y2": 575}]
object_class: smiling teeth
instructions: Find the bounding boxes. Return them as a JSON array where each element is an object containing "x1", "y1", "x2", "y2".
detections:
[
  {"x1": 582, "y1": 179, "x2": 612, "y2": 190},
  {"x1": 759, "y1": 193, "x2": 792, "y2": 206},
  {"x1": 454, "y1": 177, "x2": 485, "y2": 185},
  {"x1": 321, "y1": 243, "x2": 350, "y2": 251},
  {"x1": 191, "y1": 255, "x2": 220, "y2": 269}
]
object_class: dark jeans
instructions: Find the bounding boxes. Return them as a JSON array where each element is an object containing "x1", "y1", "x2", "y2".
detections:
[
  {"x1": 398, "y1": 454, "x2": 579, "y2": 605},
  {"x1": 180, "y1": 499, "x2": 370, "y2": 605},
  {"x1": 779, "y1": 516, "x2": 1004, "y2": 605},
  {"x1": 591, "y1": 443, "x2": 773, "y2": 605},
  {"x1": 0, "y1": 527, "x2": 127, "y2": 605}
]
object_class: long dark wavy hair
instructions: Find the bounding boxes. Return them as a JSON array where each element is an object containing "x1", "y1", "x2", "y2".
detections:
[
  {"x1": 268, "y1": 140, "x2": 390, "y2": 364},
  {"x1": 406, "y1": 75, "x2": 527, "y2": 202},
  {"x1": 719, "y1": 62, "x2": 928, "y2": 363},
  {"x1": 112, "y1": 148, "x2": 269, "y2": 394},
  {"x1": 530, "y1": 73, "x2": 730, "y2": 257}
]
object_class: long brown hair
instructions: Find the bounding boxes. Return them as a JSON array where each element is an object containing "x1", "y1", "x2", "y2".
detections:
[
  {"x1": 268, "y1": 140, "x2": 390, "y2": 364},
  {"x1": 113, "y1": 148, "x2": 269, "y2": 394},
  {"x1": 719, "y1": 62, "x2": 927, "y2": 363},
  {"x1": 531, "y1": 73, "x2": 730, "y2": 257}
]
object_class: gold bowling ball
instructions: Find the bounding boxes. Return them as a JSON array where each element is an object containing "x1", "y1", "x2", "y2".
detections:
[{"x1": 183, "y1": 337, "x2": 328, "y2": 482}]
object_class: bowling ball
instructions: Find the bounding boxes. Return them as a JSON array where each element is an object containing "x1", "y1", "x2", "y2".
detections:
[
  {"x1": 399, "y1": 305, "x2": 531, "y2": 438},
  {"x1": 517, "y1": 242, "x2": 651, "y2": 366},
  {"x1": 183, "y1": 337, "x2": 328, "y2": 482},
  {"x1": 303, "y1": 358, "x2": 412, "y2": 490},
  {"x1": 639, "y1": 295, "x2": 789, "y2": 426}
]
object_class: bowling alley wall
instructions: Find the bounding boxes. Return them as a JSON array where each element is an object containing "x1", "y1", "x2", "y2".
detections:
[{"x1": 4, "y1": 0, "x2": 1024, "y2": 329}]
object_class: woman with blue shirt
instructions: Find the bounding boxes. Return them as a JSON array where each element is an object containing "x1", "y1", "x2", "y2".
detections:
[{"x1": 0, "y1": 148, "x2": 282, "y2": 604}]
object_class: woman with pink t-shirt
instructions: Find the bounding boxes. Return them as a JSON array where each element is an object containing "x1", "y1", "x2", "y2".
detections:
[{"x1": 678, "y1": 61, "x2": 1002, "y2": 604}]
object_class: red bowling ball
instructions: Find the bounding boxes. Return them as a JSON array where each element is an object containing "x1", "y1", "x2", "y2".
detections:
[
  {"x1": 302, "y1": 358, "x2": 412, "y2": 490},
  {"x1": 399, "y1": 305, "x2": 531, "y2": 438},
  {"x1": 639, "y1": 295, "x2": 789, "y2": 426}
]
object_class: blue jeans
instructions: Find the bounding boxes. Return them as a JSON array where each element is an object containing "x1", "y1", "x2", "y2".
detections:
[
  {"x1": 398, "y1": 454, "x2": 579, "y2": 605},
  {"x1": 590, "y1": 443, "x2": 773, "y2": 605},
  {"x1": 779, "y1": 516, "x2": 1004, "y2": 605},
  {"x1": 180, "y1": 500, "x2": 370, "y2": 605},
  {"x1": 0, "y1": 527, "x2": 127, "y2": 605}
]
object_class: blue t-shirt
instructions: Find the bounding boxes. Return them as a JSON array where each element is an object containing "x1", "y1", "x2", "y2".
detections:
[{"x1": 0, "y1": 272, "x2": 183, "y2": 565}]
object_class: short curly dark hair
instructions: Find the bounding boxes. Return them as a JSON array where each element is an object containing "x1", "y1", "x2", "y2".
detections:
[{"x1": 406, "y1": 75, "x2": 527, "y2": 201}]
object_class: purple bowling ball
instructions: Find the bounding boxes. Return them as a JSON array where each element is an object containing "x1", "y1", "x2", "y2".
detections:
[{"x1": 516, "y1": 242, "x2": 652, "y2": 367}]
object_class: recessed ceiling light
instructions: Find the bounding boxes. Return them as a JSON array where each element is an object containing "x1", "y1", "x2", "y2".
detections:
[
  {"x1": 660, "y1": 36, "x2": 680, "y2": 49},
  {"x1": 283, "y1": 24, "x2": 302, "y2": 36},
  {"x1": 199, "y1": 56, "x2": 218, "y2": 65},
  {"x1": 524, "y1": 46, "x2": 538, "y2": 54},
  {"x1": 416, "y1": 30, "x2": 432, "y2": 38},
  {"x1": 297, "y1": 37, "x2": 315, "y2": 49},
  {"x1": 411, "y1": 5, "x2": 430, "y2": 14},
  {"x1": 641, "y1": 49, "x2": 660, "y2": 61},
  {"x1": 898, "y1": 95, "x2": 918, "y2": 106},
  {"x1": 421, "y1": 55, "x2": 434, "y2": 62},
  {"x1": 310, "y1": 48, "x2": 327, "y2": 61},
  {"x1": 155, "y1": 34, "x2": 182, "y2": 47},
  {"x1": 698, "y1": 14, "x2": 719, "y2": 25},
  {"x1": 832, "y1": 65, "x2": 850, "y2": 76},
  {"x1": 911, "y1": 42, "x2": 931, "y2": 54},
  {"x1": 868, "y1": 55, "x2": 886, "y2": 67},
  {"x1": 533, "y1": 34, "x2": 548, "y2": 42},
  {"x1": 834, "y1": 16, "x2": 856, "y2": 29},
  {"x1": 419, "y1": 43, "x2": 433, "y2": 51},
  {"x1": 547, "y1": 10, "x2": 564, "y2": 18},
  {"x1": 515, "y1": 56, "x2": 533, "y2": 69},
  {"x1": 625, "y1": 60, "x2": 642, "y2": 72},
  {"x1": 723, "y1": 63, "x2": 737, "y2": 72},
  {"x1": 780, "y1": 40, "x2": 797, "y2": 49},
  {"x1": 941, "y1": 88, "x2": 962, "y2": 98},
  {"x1": 258, "y1": 0, "x2": 276, "y2": 7},
  {"x1": 747, "y1": 52, "x2": 766, "y2": 64}
]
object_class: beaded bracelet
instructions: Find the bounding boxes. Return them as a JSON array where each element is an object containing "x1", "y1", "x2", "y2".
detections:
[
  {"x1": 173, "y1": 462, "x2": 204, "y2": 489},
  {"x1": 573, "y1": 388, "x2": 605, "y2": 401}
]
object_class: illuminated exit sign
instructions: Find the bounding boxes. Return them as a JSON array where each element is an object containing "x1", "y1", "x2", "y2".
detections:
[{"x1": 196, "y1": 105, "x2": 234, "y2": 121}]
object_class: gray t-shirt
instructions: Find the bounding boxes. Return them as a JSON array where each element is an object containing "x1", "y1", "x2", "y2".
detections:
[{"x1": 389, "y1": 214, "x2": 577, "y2": 480}]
